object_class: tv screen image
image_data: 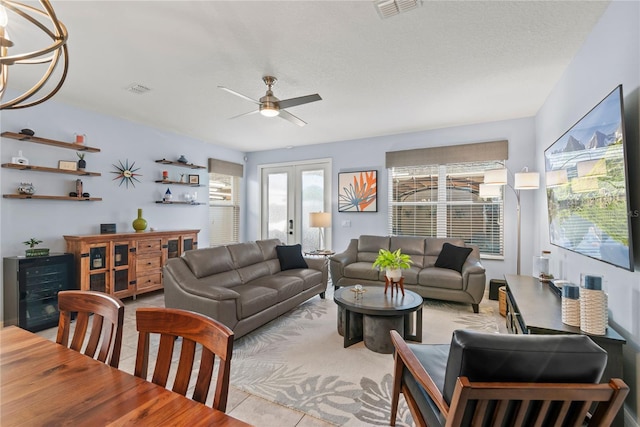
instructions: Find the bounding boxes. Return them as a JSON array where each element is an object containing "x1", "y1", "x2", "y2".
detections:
[{"x1": 544, "y1": 85, "x2": 634, "y2": 271}]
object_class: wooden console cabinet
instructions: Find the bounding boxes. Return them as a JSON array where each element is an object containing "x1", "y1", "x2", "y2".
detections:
[
  {"x1": 504, "y1": 274, "x2": 626, "y2": 427},
  {"x1": 64, "y1": 230, "x2": 198, "y2": 299}
]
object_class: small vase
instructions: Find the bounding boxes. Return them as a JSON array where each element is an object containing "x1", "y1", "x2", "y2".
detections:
[
  {"x1": 132, "y1": 208, "x2": 148, "y2": 232},
  {"x1": 78, "y1": 159, "x2": 86, "y2": 170}
]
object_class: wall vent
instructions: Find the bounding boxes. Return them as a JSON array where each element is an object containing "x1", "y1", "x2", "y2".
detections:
[
  {"x1": 374, "y1": 0, "x2": 422, "y2": 19},
  {"x1": 124, "y1": 83, "x2": 152, "y2": 95}
]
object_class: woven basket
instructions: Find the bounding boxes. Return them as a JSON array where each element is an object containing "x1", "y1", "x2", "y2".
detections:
[
  {"x1": 580, "y1": 288, "x2": 608, "y2": 335},
  {"x1": 498, "y1": 286, "x2": 506, "y2": 317},
  {"x1": 561, "y1": 297, "x2": 580, "y2": 327}
]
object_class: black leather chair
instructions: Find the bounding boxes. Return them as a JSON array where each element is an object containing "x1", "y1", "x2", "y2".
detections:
[{"x1": 390, "y1": 329, "x2": 629, "y2": 426}]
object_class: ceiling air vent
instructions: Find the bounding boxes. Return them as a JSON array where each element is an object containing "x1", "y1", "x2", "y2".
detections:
[
  {"x1": 124, "y1": 83, "x2": 152, "y2": 95},
  {"x1": 374, "y1": 0, "x2": 422, "y2": 19}
]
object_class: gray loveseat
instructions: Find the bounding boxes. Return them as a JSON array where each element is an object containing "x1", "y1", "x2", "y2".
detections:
[
  {"x1": 330, "y1": 235, "x2": 486, "y2": 312},
  {"x1": 163, "y1": 239, "x2": 328, "y2": 338}
]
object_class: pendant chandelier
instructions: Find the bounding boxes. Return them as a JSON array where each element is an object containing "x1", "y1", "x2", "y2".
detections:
[{"x1": 0, "y1": 0, "x2": 68, "y2": 110}]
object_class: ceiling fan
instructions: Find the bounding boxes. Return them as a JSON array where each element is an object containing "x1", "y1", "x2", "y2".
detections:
[{"x1": 219, "y1": 76, "x2": 322, "y2": 127}]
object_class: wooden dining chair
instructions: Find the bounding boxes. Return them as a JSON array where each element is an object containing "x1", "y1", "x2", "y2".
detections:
[
  {"x1": 56, "y1": 290, "x2": 125, "y2": 368},
  {"x1": 134, "y1": 307, "x2": 234, "y2": 412}
]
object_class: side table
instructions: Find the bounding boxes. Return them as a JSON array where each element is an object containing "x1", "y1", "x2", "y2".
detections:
[{"x1": 304, "y1": 250, "x2": 335, "y2": 258}]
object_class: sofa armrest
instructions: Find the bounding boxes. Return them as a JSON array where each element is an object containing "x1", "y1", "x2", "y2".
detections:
[
  {"x1": 329, "y1": 239, "x2": 359, "y2": 284},
  {"x1": 304, "y1": 256, "x2": 325, "y2": 271}
]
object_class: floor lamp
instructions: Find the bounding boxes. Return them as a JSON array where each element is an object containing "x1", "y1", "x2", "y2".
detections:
[
  {"x1": 309, "y1": 212, "x2": 331, "y2": 251},
  {"x1": 481, "y1": 167, "x2": 539, "y2": 275}
]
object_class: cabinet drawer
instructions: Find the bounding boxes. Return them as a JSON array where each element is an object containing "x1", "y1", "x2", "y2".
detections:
[
  {"x1": 136, "y1": 256, "x2": 162, "y2": 272},
  {"x1": 137, "y1": 272, "x2": 162, "y2": 293},
  {"x1": 137, "y1": 239, "x2": 162, "y2": 254}
]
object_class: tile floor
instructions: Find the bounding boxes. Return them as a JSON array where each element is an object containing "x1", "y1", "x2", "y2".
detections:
[{"x1": 36, "y1": 290, "x2": 334, "y2": 427}]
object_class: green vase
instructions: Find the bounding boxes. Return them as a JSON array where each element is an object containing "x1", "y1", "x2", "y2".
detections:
[{"x1": 132, "y1": 208, "x2": 148, "y2": 232}]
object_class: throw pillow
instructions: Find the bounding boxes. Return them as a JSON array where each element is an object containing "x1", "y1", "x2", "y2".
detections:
[
  {"x1": 434, "y1": 243, "x2": 472, "y2": 273},
  {"x1": 276, "y1": 244, "x2": 308, "y2": 270}
]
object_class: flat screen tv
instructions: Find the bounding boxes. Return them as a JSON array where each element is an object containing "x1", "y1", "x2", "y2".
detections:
[{"x1": 544, "y1": 85, "x2": 634, "y2": 271}]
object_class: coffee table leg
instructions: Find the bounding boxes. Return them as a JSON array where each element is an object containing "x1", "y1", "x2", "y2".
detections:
[
  {"x1": 340, "y1": 307, "x2": 363, "y2": 348},
  {"x1": 363, "y1": 315, "x2": 404, "y2": 354},
  {"x1": 404, "y1": 306, "x2": 422, "y2": 342}
]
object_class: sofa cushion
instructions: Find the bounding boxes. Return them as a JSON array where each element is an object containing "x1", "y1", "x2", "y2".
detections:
[
  {"x1": 442, "y1": 330, "x2": 608, "y2": 405},
  {"x1": 357, "y1": 235, "x2": 390, "y2": 262},
  {"x1": 418, "y1": 268, "x2": 462, "y2": 290},
  {"x1": 345, "y1": 261, "x2": 382, "y2": 281},
  {"x1": 228, "y1": 242, "x2": 264, "y2": 268},
  {"x1": 391, "y1": 236, "x2": 426, "y2": 268},
  {"x1": 276, "y1": 244, "x2": 309, "y2": 270},
  {"x1": 434, "y1": 243, "x2": 472, "y2": 273},
  {"x1": 234, "y1": 284, "x2": 279, "y2": 319},
  {"x1": 278, "y1": 268, "x2": 323, "y2": 290},
  {"x1": 248, "y1": 275, "x2": 304, "y2": 302},
  {"x1": 256, "y1": 238, "x2": 281, "y2": 260},
  {"x1": 183, "y1": 246, "x2": 234, "y2": 278}
]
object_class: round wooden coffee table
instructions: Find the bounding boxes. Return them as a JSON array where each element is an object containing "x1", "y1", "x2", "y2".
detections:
[{"x1": 334, "y1": 286, "x2": 423, "y2": 354}]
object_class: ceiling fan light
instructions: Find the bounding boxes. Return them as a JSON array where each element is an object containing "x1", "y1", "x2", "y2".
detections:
[{"x1": 260, "y1": 105, "x2": 279, "y2": 117}]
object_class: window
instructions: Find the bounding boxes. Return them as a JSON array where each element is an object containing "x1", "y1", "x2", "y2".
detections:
[
  {"x1": 208, "y1": 159, "x2": 243, "y2": 247},
  {"x1": 388, "y1": 161, "x2": 504, "y2": 257}
]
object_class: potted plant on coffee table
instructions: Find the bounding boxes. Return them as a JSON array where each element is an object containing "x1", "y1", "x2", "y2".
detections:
[
  {"x1": 23, "y1": 238, "x2": 49, "y2": 257},
  {"x1": 372, "y1": 248, "x2": 413, "y2": 281}
]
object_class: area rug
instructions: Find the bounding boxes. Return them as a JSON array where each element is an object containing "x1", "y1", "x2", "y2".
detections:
[{"x1": 230, "y1": 294, "x2": 500, "y2": 426}]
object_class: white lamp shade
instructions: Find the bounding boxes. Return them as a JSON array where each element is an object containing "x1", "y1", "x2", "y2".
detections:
[
  {"x1": 484, "y1": 168, "x2": 508, "y2": 185},
  {"x1": 309, "y1": 212, "x2": 331, "y2": 228},
  {"x1": 479, "y1": 184, "x2": 502, "y2": 198},
  {"x1": 545, "y1": 169, "x2": 568, "y2": 187},
  {"x1": 514, "y1": 172, "x2": 540, "y2": 190}
]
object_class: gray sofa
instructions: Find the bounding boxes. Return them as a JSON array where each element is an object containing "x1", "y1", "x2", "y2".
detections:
[
  {"x1": 329, "y1": 235, "x2": 486, "y2": 312},
  {"x1": 163, "y1": 239, "x2": 328, "y2": 338}
]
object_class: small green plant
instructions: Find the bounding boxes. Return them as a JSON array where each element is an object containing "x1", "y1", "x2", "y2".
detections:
[
  {"x1": 23, "y1": 238, "x2": 43, "y2": 248},
  {"x1": 372, "y1": 248, "x2": 413, "y2": 271},
  {"x1": 76, "y1": 152, "x2": 85, "y2": 160}
]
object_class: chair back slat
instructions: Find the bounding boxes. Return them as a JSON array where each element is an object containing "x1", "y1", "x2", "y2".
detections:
[
  {"x1": 134, "y1": 308, "x2": 234, "y2": 412},
  {"x1": 173, "y1": 339, "x2": 197, "y2": 395},
  {"x1": 56, "y1": 290, "x2": 125, "y2": 368},
  {"x1": 446, "y1": 378, "x2": 629, "y2": 427}
]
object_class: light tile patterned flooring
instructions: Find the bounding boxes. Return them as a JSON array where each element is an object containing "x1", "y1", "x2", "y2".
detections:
[{"x1": 36, "y1": 290, "x2": 334, "y2": 427}]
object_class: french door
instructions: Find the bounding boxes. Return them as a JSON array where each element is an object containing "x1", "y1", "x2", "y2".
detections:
[{"x1": 260, "y1": 159, "x2": 331, "y2": 252}]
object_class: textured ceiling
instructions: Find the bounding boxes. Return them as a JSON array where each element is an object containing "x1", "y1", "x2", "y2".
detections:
[{"x1": 5, "y1": 1, "x2": 610, "y2": 152}]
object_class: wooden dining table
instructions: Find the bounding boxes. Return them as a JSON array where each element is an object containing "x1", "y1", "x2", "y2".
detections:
[{"x1": 0, "y1": 326, "x2": 252, "y2": 426}]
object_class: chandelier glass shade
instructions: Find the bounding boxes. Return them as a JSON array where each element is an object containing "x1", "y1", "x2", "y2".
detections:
[{"x1": 0, "y1": 0, "x2": 69, "y2": 110}]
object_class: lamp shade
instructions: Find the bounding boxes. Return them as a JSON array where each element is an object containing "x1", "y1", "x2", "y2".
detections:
[
  {"x1": 484, "y1": 168, "x2": 508, "y2": 185},
  {"x1": 309, "y1": 212, "x2": 331, "y2": 228},
  {"x1": 514, "y1": 172, "x2": 539, "y2": 190},
  {"x1": 479, "y1": 184, "x2": 502, "y2": 198}
]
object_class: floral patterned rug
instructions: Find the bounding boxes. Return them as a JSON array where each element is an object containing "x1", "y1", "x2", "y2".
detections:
[{"x1": 230, "y1": 291, "x2": 501, "y2": 426}]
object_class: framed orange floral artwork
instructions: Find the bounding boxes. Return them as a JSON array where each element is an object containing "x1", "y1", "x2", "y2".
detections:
[{"x1": 338, "y1": 170, "x2": 377, "y2": 212}]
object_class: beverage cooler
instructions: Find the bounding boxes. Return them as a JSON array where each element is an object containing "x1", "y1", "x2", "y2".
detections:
[{"x1": 3, "y1": 253, "x2": 76, "y2": 332}]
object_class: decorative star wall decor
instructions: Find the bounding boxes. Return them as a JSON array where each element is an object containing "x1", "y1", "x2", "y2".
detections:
[{"x1": 111, "y1": 159, "x2": 142, "y2": 188}]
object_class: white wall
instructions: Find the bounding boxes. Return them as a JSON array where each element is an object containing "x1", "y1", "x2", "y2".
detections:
[
  {"x1": 534, "y1": 0, "x2": 640, "y2": 421},
  {"x1": 0, "y1": 98, "x2": 245, "y2": 313},
  {"x1": 245, "y1": 116, "x2": 537, "y2": 282}
]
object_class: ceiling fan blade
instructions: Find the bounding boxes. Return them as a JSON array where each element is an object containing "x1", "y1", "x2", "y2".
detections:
[
  {"x1": 218, "y1": 86, "x2": 261, "y2": 105},
  {"x1": 228, "y1": 109, "x2": 259, "y2": 120},
  {"x1": 279, "y1": 109, "x2": 307, "y2": 127},
  {"x1": 277, "y1": 94, "x2": 322, "y2": 109}
]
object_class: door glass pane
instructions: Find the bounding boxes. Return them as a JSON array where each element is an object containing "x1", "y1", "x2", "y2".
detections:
[
  {"x1": 167, "y1": 239, "x2": 179, "y2": 258},
  {"x1": 302, "y1": 169, "x2": 325, "y2": 252},
  {"x1": 113, "y1": 270, "x2": 128, "y2": 292},
  {"x1": 267, "y1": 172, "x2": 288, "y2": 242},
  {"x1": 114, "y1": 244, "x2": 128, "y2": 267}
]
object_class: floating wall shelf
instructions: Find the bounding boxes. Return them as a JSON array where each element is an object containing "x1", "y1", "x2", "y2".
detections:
[{"x1": 1, "y1": 132, "x2": 101, "y2": 152}]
